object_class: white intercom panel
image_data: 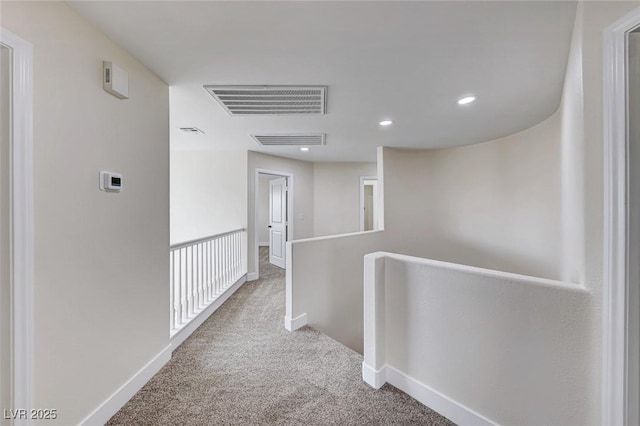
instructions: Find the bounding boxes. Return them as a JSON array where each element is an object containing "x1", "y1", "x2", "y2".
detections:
[{"x1": 99, "y1": 171, "x2": 123, "y2": 192}]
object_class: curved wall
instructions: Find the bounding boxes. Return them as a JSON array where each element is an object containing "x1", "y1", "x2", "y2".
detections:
[{"x1": 383, "y1": 110, "x2": 563, "y2": 281}]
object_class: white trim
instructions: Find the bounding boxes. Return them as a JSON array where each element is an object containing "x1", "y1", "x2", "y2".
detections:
[
  {"x1": 285, "y1": 240, "x2": 293, "y2": 323},
  {"x1": 0, "y1": 28, "x2": 34, "y2": 424},
  {"x1": 603, "y1": 8, "x2": 640, "y2": 426},
  {"x1": 363, "y1": 251, "x2": 579, "y2": 426},
  {"x1": 283, "y1": 312, "x2": 307, "y2": 332},
  {"x1": 363, "y1": 361, "x2": 495, "y2": 425},
  {"x1": 246, "y1": 272, "x2": 259, "y2": 282},
  {"x1": 258, "y1": 242, "x2": 269, "y2": 247},
  {"x1": 361, "y1": 362, "x2": 386, "y2": 389},
  {"x1": 359, "y1": 176, "x2": 377, "y2": 232},
  {"x1": 376, "y1": 146, "x2": 385, "y2": 231},
  {"x1": 370, "y1": 251, "x2": 587, "y2": 293},
  {"x1": 79, "y1": 345, "x2": 172, "y2": 426},
  {"x1": 254, "y1": 168, "x2": 294, "y2": 279},
  {"x1": 381, "y1": 365, "x2": 496, "y2": 426},
  {"x1": 170, "y1": 275, "x2": 247, "y2": 349},
  {"x1": 290, "y1": 229, "x2": 384, "y2": 245}
]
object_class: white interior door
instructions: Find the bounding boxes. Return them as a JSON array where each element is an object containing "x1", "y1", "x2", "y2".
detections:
[{"x1": 269, "y1": 177, "x2": 287, "y2": 269}]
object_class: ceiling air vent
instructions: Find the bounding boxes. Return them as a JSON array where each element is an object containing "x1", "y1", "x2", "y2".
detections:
[
  {"x1": 204, "y1": 85, "x2": 327, "y2": 115},
  {"x1": 252, "y1": 133, "x2": 326, "y2": 147}
]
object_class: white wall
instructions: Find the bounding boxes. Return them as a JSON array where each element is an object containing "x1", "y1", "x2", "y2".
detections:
[
  {"x1": 364, "y1": 252, "x2": 592, "y2": 426},
  {"x1": 287, "y1": 231, "x2": 385, "y2": 353},
  {"x1": 313, "y1": 162, "x2": 377, "y2": 237},
  {"x1": 289, "y1": 112, "x2": 567, "y2": 355},
  {"x1": 383, "y1": 112, "x2": 563, "y2": 281},
  {"x1": 560, "y1": 3, "x2": 585, "y2": 284},
  {"x1": 248, "y1": 151, "x2": 314, "y2": 277},
  {"x1": 0, "y1": 44, "x2": 10, "y2": 419},
  {"x1": 258, "y1": 174, "x2": 272, "y2": 245},
  {"x1": 2, "y1": 2, "x2": 170, "y2": 424},
  {"x1": 288, "y1": 5, "x2": 640, "y2": 425},
  {"x1": 170, "y1": 150, "x2": 247, "y2": 245}
]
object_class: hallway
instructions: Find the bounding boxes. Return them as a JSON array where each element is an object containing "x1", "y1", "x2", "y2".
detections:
[{"x1": 107, "y1": 248, "x2": 454, "y2": 425}]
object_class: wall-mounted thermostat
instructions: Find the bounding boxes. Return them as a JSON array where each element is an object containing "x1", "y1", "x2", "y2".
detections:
[
  {"x1": 103, "y1": 61, "x2": 129, "y2": 100},
  {"x1": 100, "y1": 171, "x2": 123, "y2": 192}
]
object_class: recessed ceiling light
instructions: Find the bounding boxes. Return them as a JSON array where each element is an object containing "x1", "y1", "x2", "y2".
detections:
[
  {"x1": 458, "y1": 96, "x2": 476, "y2": 105},
  {"x1": 300, "y1": 147, "x2": 310, "y2": 152},
  {"x1": 379, "y1": 120, "x2": 393, "y2": 126}
]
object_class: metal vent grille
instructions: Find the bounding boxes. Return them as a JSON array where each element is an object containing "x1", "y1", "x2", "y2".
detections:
[
  {"x1": 204, "y1": 85, "x2": 327, "y2": 115},
  {"x1": 252, "y1": 133, "x2": 326, "y2": 146}
]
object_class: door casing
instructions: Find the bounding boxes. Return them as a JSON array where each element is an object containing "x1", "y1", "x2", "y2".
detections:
[
  {"x1": 0, "y1": 27, "x2": 34, "y2": 425},
  {"x1": 603, "y1": 8, "x2": 640, "y2": 426}
]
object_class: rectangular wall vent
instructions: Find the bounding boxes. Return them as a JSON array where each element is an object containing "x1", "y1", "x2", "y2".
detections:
[
  {"x1": 204, "y1": 85, "x2": 327, "y2": 115},
  {"x1": 252, "y1": 133, "x2": 326, "y2": 146}
]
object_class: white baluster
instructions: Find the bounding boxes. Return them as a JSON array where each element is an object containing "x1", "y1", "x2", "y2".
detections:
[
  {"x1": 170, "y1": 250, "x2": 174, "y2": 330},
  {"x1": 179, "y1": 248, "x2": 184, "y2": 325},
  {"x1": 169, "y1": 230, "x2": 246, "y2": 334}
]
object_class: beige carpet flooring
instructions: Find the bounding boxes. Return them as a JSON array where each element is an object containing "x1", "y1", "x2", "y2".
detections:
[{"x1": 107, "y1": 247, "x2": 455, "y2": 425}]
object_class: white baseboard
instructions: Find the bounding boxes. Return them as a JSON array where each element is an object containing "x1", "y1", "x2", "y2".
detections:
[
  {"x1": 362, "y1": 362, "x2": 386, "y2": 389},
  {"x1": 170, "y1": 274, "x2": 247, "y2": 350},
  {"x1": 284, "y1": 313, "x2": 307, "y2": 331},
  {"x1": 80, "y1": 344, "x2": 172, "y2": 426},
  {"x1": 247, "y1": 272, "x2": 259, "y2": 281},
  {"x1": 376, "y1": 365, "x2": 496, "y2": 426},
  {"x1": 259, "y1": 242, "x2": 269, "y2": 247}
]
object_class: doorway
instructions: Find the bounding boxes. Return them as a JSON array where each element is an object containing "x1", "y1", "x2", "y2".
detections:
[
  {"x1": 603, "y1": 10, "x2": 640, "y2": 426},
  {"x1": 255, "y1": 170, "x2": 294, "y2": 276},
  {"x1": 359, "y1": 176, "x2": 378, "y2": 232},
  {"x1": 0, "y1": 27, "x2": 34, "y2": 421}
]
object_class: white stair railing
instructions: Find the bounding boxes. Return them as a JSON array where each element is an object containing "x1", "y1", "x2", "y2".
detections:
[{"x1": 170, "y1": 228, "x2": 245, "y2": 335}]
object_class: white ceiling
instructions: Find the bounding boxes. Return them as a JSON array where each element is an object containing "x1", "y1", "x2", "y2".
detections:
[{"x1": 69, "y1": 1, "x2": 577, "y2": 162}]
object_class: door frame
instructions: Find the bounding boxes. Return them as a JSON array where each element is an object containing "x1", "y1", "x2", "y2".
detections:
[
  {"x1": 254, "y1": 168, "x2": 294, "y2": 278},
  {"x1": 359, "y1": 176, "x2": 378, "y2": 232},
  {"x1": 603, "y1": 8, "x2": 640, "y2": 426},
  {"x1": 0, "y1": 28, "x2": 34, "y2": 422}
]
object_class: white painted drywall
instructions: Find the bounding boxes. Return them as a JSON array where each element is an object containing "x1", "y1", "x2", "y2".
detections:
[
  {"x1": 287, "y1": 231, "x2": 385, "y2": 353},
  {"x1": 560, "y1": 3, "x2": 586, "y2": 285},
  {"x1": 248, "y1": 151, "x2": 314, "y2": 277},
  {"x1": 0, "y1": 44, "x2": 10, "y2": 418},
  {"x1": 258, "y1": 174, "x2": 272, "y2": 245},
  {"x1": 382, "y1": 111, "x2": 563, "y2": 280},
  {"x1": 170, "y1": 150, "x2": 248, "y2": 245},
  {"x1": 313, "y1": 162, "x2": 377, "y2": 237},
  {"x1": 364, "y1": 252, "x2": 592, "y2": 426},
  {"x1": 2, "y1": 2, "x2": 170, "y2": 424},
  {"x1": 289, "y1": 109, "x2": 568, "y2": 355},
  {"x1": 288, "y1": 5, "x2": 640, "y2": 425}
]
